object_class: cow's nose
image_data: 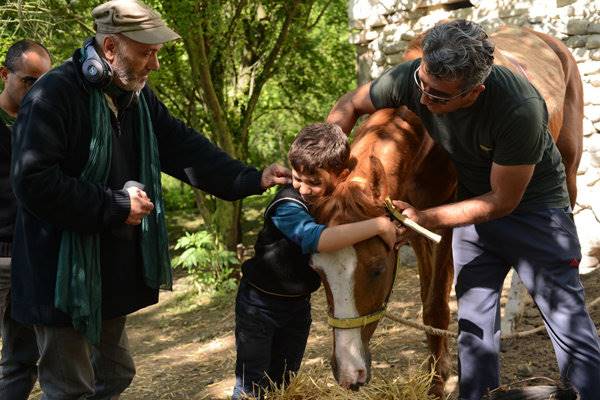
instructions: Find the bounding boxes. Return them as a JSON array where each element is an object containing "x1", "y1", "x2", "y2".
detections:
[{"x1": 357, "y1": 368, "x2": 367, "y2": 384}]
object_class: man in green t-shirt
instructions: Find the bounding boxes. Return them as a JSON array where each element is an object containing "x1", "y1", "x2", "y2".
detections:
[
  {"x1": 327, "y1": 19, "x2": 600, "y2": 400},
  {"x1": 0, "y1": 39, "x2": 51, "y2": 400}
]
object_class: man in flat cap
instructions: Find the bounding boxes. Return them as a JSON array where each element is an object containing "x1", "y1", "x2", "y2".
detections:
[{"x1": 10, "y1": 0, "x2": 290, "y2": 398}]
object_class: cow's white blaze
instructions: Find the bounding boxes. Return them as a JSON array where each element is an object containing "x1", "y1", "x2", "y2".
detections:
[{"x1": 311, "y1": 247, "x2": 367, "y2": 386}]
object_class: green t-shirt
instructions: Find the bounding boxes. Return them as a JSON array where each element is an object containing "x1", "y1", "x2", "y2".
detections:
[
  {"x1": 370, "y1": 59, "x2": 570, "y2": 211},
  {"x1": 0, "y1": 107, "x2": 16, "y2": 128}
]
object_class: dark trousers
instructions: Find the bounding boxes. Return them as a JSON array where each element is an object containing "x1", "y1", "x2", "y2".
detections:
[
  {"x1": 0, "y1": 257, "x2": 39, "y2": 400},
  {"x1": 34, "y1": 316, "x2": 135, "y2": 400},
  {"x1": 453, "y1": 208, "x2": 600, "y2": 400},
  {"x1": 232, "y1": 280, "x2": 312, "y2": 399}
]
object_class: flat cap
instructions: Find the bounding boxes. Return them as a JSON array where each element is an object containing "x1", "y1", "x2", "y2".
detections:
[{"x1": 92, "y1": 0, "x2": 180, "y2": 44}]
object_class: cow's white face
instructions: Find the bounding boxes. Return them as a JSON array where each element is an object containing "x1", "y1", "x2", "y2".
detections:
[{"x1": 311, "y1": 247, "x2": 370, "y2": 389}]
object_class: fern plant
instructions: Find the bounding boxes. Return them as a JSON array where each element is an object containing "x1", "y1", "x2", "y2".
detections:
[{"x1": 172, "y1": 230, "x2": 239, "y2": 293}]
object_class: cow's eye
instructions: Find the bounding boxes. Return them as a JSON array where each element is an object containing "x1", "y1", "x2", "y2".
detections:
[{"x1": 370, "y1": 263, "x2": 386, "y2": 278}]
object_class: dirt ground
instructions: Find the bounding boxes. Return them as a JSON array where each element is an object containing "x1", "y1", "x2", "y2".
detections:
[
  {"x1": 122, "y1": 251, "x2": 600, "y2": 399},
  {"x1": 25, "y1": 247, "x2": 600, "y2": 400}
]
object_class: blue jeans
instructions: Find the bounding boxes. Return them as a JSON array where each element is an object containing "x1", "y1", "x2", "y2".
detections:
[
  {"x1": 453, "y1": 208, "x2": 600, "y2": 400},
  {"x1": 232, "y1": 280, "x2": 312, "y2": 399},
  {"x1": 0, "y1": 257, "x2": 39, "y2": 400},
  {"x1": 34, "y1": 316, "x2": 135, "y2": 400}
]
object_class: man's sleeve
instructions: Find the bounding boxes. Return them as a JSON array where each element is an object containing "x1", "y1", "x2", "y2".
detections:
[
  {"x1": 369, "y1": 59, "x2": 419, "y2": 110},
  {"x1": 493, "y1": 98, "x2": 547, "y2": 166},
  {"x1": 144, "y1": 87, "x2": 263, "y2": 201},
  {"x1": 270, "y1": 202, "x2": 326, "y2": 255}
]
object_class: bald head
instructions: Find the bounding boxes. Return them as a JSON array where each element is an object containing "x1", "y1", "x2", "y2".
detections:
[
  {"x1": 4, "y1": 40, "x2": 50, "y2": 73},
  {"x1": 0, "y1": 39, "x2": 52, "y2": 116}
]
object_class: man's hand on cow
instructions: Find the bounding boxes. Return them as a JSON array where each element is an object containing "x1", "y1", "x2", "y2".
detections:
[
  {"x1": 261, "y1": 163, "x2": 292, "y2": 189},
  {"x1": 392, "y1": 200, "x2": 424, "y2": 244},
  {"x1": 125, "y1": 186, "x2": 154, "y2": 225}
]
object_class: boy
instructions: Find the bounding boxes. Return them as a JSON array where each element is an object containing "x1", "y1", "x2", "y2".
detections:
[{"x1": 232, "y1": 123, "x2": 400, "y2": 399}]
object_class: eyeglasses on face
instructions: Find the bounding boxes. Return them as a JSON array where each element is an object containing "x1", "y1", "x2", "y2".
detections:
[
  {"x1": 413, "y1": 65, "x2": 475, "y2": 105},
  {"x1": 6, "y1": 66, "x2": 39, "y2": 87}
]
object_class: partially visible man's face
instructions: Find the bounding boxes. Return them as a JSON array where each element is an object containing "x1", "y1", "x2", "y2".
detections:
[
  {"x1": 415, "y1": 62, "x2": 483, "y2": 114},
  {"x1": 107, "y1": 35, "x2": 162, "y2": 92},
  {"x1": 1, "y1": 49, "x2": 51, "y2": 109}
]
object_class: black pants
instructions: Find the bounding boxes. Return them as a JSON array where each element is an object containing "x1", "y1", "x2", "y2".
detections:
[{"x1": 232, "y1": 279, "x2": 311, "y2": 399}]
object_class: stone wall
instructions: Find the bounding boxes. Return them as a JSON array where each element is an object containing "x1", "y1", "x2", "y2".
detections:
[{"x1": 348, "y1": 0, "x2": 600, "y2": 270}]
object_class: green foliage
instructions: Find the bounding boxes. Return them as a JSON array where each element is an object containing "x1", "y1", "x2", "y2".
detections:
[
  {"x1": 172, "y1": 230, "x2": 239, "y2": 293},
  {"x1": 0, "y1": 0, "x2": 96, "y2": 65},
  {"x1": 161, "y1": 173, "x2": 196, "y2": 211},
  {"x1": 0, "y1": 0, "x2": 357, "y2": 289}
]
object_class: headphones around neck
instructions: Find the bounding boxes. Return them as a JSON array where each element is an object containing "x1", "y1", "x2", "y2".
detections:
[{"x1": 81, "y1": 37, "x2": 112, "y2": 89}]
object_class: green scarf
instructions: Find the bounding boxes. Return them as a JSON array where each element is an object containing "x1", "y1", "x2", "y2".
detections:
[{"x1": 55, "y1": 79, "x2": 172, "y2": 344}]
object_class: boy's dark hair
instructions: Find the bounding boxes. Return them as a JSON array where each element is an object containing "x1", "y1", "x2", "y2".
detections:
[
  {"x1": 4, "y1": 39, "x2": 50, "y2": 72},
  {"x1": 289, "y1": 123, "x2": 350, "y2": 176}
]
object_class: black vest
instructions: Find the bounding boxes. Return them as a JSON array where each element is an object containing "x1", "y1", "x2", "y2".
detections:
[{"x1": 241, "y1": 185, "x2": 321, "y2": 297}]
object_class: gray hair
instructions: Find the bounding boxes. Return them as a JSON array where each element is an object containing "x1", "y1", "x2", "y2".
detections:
[
  {"x1": 94, "y1": 33, "x2": 125, "y2": 49},
  {"x1": 422, "y1": 20, "x2": 494, "y2": 89}
]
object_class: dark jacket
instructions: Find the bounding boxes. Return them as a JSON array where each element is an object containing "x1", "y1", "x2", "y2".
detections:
[
  {"x1": 241, "y1": 185, "x2": 321, "y2": 297},
  {"x1": 10, "y1": 50, "x2": 264, "y2": 325},
  {"x1": 0, "y1": 114, "x2": 16, "y2": 256}
]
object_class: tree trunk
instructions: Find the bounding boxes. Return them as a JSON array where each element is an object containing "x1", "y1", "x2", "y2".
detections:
[{"x1": 212, "y1": 199, "x2": 243, "y2": 250}]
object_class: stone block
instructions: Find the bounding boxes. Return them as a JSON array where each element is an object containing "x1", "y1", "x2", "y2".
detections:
[
  {"x1": 373, "y1": 50, "x2": 386, "y2": 66},
  {"x1": 578, "y1": 151, "x2": 590, "y2": 174},
  {"x1": 378, "y1": 0, "x2": 397, "y2": 10},
  {"x1": 366, "y1": 14, "x2": 388, "y2": 29},
  {"x1": 592, "y1": 49, "x2": 600, "y2": 61},
  {"x1": 401, "y1": 32, "x2": 416, "y2": 41},
  {"x1": 574, "y1": 208, "x2": 600, "y2": 251},
  {"x1": 499, "y1": 6, "x2": 529, "y2": 19},
  {"x1": 386, "y1": 53, "x2": 406, "y2": 65},
  {"x1": 579, "y1": 61, "x2": 600, "y2": 76},
  {"x1": 501, "y1": 15, "x2": 528, "y2": 27},
  {"x1": 584, "y1": 85, "x2": 600, "y2": 106},
  {"x1": 587, "y1": 34, "x2": 600, "y2": 49},
  {"x1": 584, "y1": 118, "x2": 596, "y2": 137},
  {"x1": 572, "y1": 48, "x2": 590, "y2": 62},
  {"x1": 383, "y1": 23, "x2": 398, "y2": 35},
  {"x1": 528, "y1": 16, "x2": 545, "y2": 24},
  {"x1": 585, "y1": 105, "x2": 600, "y2": 122},
  {"x1": 588, "y1": 135, "x2": 600, "y2": 168},
  {"x1": 589, "y1": 23, "x2": 600, "y2": 34},
  {"x1": 348, "y1": 0, "x2": 378, "y2": 21},
  {"x1": 557, "y1": 0, "x2": 577, "y2": 7},
  {"x1": 365, "y1": 30, "x2": 379, "y2": 42},
  {"x1": 566, "y1": 35, "x2": 588, "y2": 48},
  {"x1": 370, "y1": 62, "x2": 384, "y2": 80},
  {"x1": 382, "y1": 41, "x2": 408, "y2": 55},
  {"x1": 588, "y1": 76, "x2": 600, "y2": 87},
  {"x1": 567, "y1": 19, "x2": 589, "y2": 35}
]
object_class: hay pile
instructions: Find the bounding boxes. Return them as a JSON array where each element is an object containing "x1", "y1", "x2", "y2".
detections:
[{"x1": 245, "y1": 365, "x2": 438, "y2": 400}]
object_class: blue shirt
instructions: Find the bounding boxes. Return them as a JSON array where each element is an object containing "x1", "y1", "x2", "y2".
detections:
[{"x1": 271, "y1": 201, "x2": 326, "y2": 255}]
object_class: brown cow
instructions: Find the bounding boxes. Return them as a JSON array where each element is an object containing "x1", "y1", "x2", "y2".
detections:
[{"x1": 311, "y1": 26, "x2": 583, "y2": 398}]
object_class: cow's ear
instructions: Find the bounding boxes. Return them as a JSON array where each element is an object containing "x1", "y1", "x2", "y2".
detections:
[{"x1": 369, "y1": 155, "x2": 388, "y2": 202}]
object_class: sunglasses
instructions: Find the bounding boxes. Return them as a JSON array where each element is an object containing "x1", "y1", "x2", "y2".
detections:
[
  {"x1": 413, "y1": 66, "x2": 475, "y2": 105},
  {"x1": 7, "y1": 67, "x2": 39, "y2": 87}
]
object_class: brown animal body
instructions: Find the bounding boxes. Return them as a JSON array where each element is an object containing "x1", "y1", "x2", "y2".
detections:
[{"x1": 311, "y1": 26, "x2": 583, "y2": 398}]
